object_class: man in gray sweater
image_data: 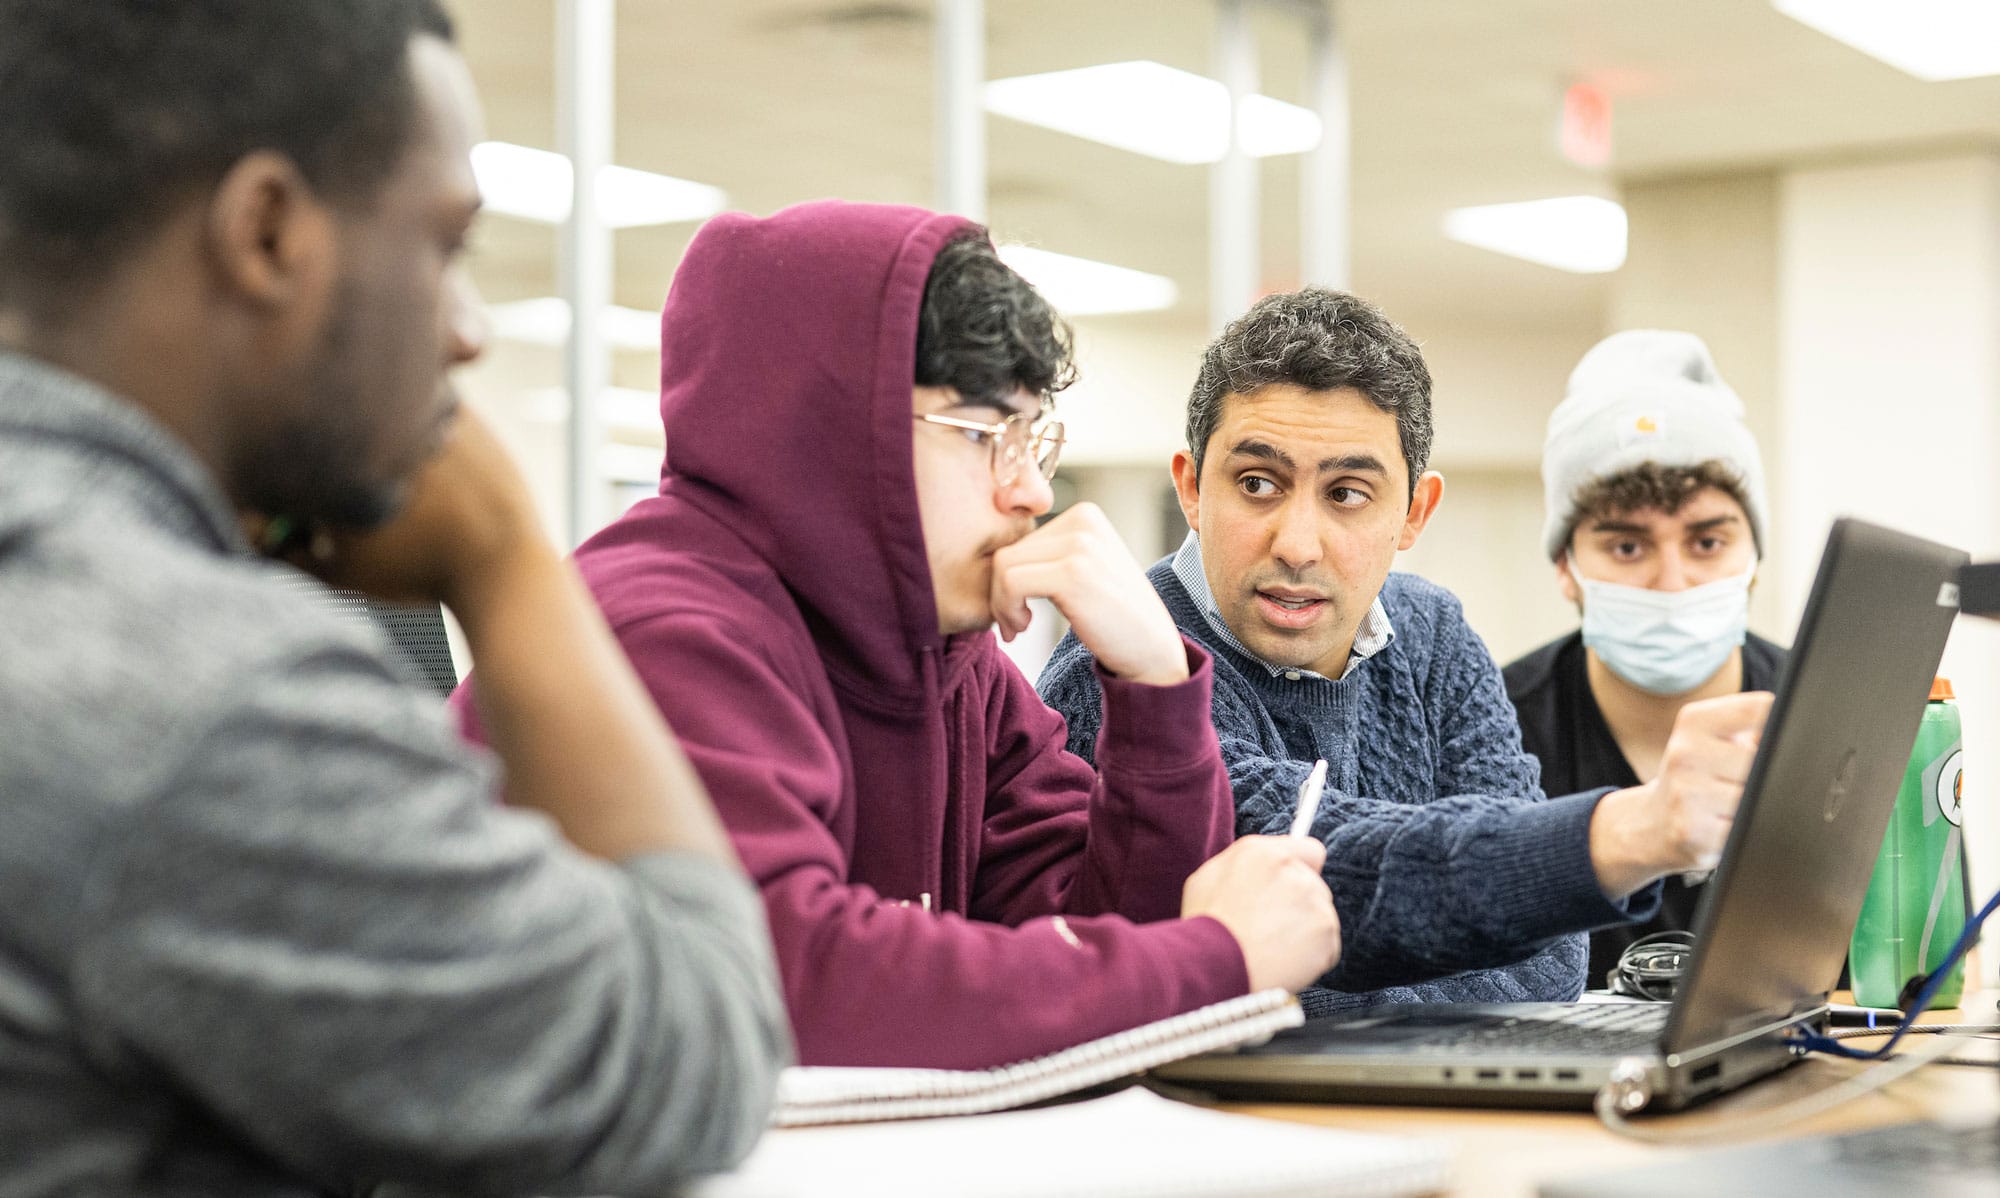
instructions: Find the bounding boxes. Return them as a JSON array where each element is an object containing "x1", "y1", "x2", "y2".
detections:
[{"x1": 0, "y1": 2, "x2": 788, "y2": 1194}]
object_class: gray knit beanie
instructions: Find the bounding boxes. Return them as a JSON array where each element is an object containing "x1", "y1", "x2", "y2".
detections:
[{"x1": 1540, "y1": 329, "x2": 1768, "y2": 560}]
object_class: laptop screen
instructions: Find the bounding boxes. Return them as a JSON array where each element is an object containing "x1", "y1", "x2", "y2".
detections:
[{"x1": 1663, "y1": 518, "x2": 1966, "y2": 1054}]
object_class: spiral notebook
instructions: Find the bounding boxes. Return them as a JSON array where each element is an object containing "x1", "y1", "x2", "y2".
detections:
[{"x1": 774, "y1": 988, "x2": 1304, "y2": 1127}]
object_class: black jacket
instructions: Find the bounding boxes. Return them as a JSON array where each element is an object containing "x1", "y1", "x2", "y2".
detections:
[{"x1": 1503, "y1": 630, "x2": 1788, "y2": 987}]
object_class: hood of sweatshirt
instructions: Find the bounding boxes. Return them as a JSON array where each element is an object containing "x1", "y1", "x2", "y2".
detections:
[
  {"x1": 533, "y1": 204, "x2": 1251, "y2": 1067},
  {"x1": 653, "y1": 199, "x2": 978, "y2": 706}
]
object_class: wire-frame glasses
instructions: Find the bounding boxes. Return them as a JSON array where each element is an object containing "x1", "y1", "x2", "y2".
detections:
[{"x1": 914, "y1": 409, "x2": 1066, "y2": 486}]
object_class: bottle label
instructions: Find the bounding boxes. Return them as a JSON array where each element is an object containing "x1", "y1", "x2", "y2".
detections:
[{"x1": 1923, "y1": 743, "x2": 1965, "y2": 828}]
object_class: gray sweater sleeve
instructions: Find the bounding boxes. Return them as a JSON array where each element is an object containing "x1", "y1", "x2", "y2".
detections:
[{"x1": 68, "y1": 633, "x2": 789, "y2": 1196}]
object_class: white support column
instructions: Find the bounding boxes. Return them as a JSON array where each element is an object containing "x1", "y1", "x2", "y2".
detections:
[
  {"x1": 1299, "y1": 0, "x2": 1349, "y2": 290},
  {"x1": 1777, "y1": 152, "x2": 2000, "y2": 977},
  {"x1": 559, "y1": 0, "x2": 615, "y2": 546},
  {"x1": 1209, "y1": 0, "x2": 1259, "y2": 333},
  {"x1": 933, "y1": 0, "x2": 986, "y2": 222}
]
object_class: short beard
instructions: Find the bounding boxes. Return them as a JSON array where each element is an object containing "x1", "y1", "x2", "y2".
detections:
[{"x1": 234, "y1": 277, "x2": 403, "y2": 531}]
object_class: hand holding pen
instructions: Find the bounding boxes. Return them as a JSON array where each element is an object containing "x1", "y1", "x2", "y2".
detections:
[{"x1": 1179, "y1": 756, "x2": 1342, "y2": 993}]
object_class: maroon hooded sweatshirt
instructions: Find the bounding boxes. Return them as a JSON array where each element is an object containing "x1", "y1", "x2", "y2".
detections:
[{"x1": 458, "y1": 200, "x2": 1248, "y2": 1068}]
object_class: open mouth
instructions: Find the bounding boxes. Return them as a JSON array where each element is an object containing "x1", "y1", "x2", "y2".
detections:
[{"x1": 1255, "y1": 590, "x2": 1327, "y2": 628}]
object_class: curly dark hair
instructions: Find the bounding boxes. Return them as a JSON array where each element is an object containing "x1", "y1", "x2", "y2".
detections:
[
  {"x1": 0, "y1": 0, "x2": 455, "y2": 320},
  {"x1": 914, "y1": 232, "x2": 1078, "y2": 408},
  {"x1": 1567, "y1": 461, "x2": 1756, "y2": 551},
  {"x1": 1186, "y1": 288, "x2": 1432, "y2": 499}
]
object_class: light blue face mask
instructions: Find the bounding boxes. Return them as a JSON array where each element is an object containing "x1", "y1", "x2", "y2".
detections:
[{"x1": 1577, "y1": 567, "x2": 1753, "y2": 696}]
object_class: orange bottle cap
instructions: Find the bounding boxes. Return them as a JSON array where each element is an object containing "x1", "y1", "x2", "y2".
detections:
[{"x1": 1932, "y1": 676, "x2": 1955, "y2": 701}]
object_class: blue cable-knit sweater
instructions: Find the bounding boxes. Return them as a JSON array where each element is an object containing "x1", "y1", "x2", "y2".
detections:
[{"x1": 1039, "y1": 558, "x2": 1660, "y2": 1018}]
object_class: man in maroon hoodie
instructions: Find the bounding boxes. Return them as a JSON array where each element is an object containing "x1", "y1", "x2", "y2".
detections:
[{"x1": 458, "y1": 200, "x2": 1341, "y2": 1069}]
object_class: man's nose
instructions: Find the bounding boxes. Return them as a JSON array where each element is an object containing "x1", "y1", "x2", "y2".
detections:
[
  {"x1": 1271, "y1": 496, "x2": 1321, "y2": 570},
  {"x1": 1653, "y1": 545, "x2": 1692, "y2": 591},
  {"x1": 999, "y1": 462, "x2": 1054, "y2": 519},
  {"x1": 447, "y1": 268, "x2": 487, "y2": 366}
]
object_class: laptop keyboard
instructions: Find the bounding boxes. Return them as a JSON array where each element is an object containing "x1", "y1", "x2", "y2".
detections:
[{"x1": 1412, "y1": 1003, "x2": 1670, "y2": 1055}]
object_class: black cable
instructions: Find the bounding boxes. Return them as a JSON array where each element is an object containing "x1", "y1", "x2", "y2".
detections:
[{"x1": 1608, "y1": 931, "x2": 1695, "y2": 1001}]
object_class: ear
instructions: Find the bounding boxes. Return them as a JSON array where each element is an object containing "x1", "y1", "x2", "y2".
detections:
[
  {"x1": 1555, "y1": 549, "x2": 1583, "y2": 607},
  {"x1": 203, "y1": 151, "x2": 339, "y2": 317},
  {"x1": 1395, "y1": 470, "x2": 1444, "y2": 551},
  {"x1": 1170, "y1": 449, "x2": 1201, "y2": 534}
]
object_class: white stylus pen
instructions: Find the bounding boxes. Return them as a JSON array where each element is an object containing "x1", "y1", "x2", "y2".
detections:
[{"x1": 1289, "y1": 759, "x2": 1328, "y2": 838}]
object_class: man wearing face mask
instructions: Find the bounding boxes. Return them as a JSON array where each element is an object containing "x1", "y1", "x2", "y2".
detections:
[{"x1": 1504, "y1": 329, "x2": 1786, "y2": 989}]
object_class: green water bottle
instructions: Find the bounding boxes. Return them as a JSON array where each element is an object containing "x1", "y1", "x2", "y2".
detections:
[{"x1": 1848, "y1": 677, "x2": 1968, "y2": 1009}]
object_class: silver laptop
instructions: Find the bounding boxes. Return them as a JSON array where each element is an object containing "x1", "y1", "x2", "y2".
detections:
[{"x1": 1153, "y1": 518, "x2": 1968, "y2": 1112}]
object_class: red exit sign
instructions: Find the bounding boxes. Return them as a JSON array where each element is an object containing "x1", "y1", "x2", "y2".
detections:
[{"x1": 1560, "y1": 82, "x2": 1613, "y2": 169}]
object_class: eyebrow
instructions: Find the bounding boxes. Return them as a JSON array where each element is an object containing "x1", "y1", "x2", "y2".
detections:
[
  {"x1": 1227, "y1": 439, "x2": 1388, "y2": 477},
  {"x1": 1002, "y1": 391, "x2": 1044, "y2": 420},
  {"x1": 1588, "y1": 513, "x2": 1744, "y2": 536},
  {"x1": 1587, "y1": 519, "x2": 1649, "y2": 535},
  {"x1": 945, "y1": 391, "x2": 1042, "y2": 421},
  {"x1": 941, "y1": 398, "x2": 1014, "y2": 421}
]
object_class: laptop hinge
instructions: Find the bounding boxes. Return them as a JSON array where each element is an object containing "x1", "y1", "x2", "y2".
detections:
[{"x1": 1663, "y1": 1004, "x2": 1824, "y2": 1067}]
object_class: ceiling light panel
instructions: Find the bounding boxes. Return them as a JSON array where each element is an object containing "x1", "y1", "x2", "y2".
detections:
[
  {"x1": 471, "y1": 142, "x2": 727, "y2": 228},
  {"x1": 486, "y1": 297, "x2": 661, "y2": 351},
  {"x1": 984, "y1": 61, "x2": 1321, "y2": 165},
  {"x1": 1775, "y1": 1, "x2": 2000, "y2": 81},
  {"x1": 997, "y1": 245, "x2": 1179, "y2": 316},
  {"x1": 1442, "y1": 196, "x2": 1628, "y2": 275}
]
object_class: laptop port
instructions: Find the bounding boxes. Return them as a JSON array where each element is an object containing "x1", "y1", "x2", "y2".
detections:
[
  {"x1": 1476, "y1": 1069, "x2": 1502, "y2": 1081},
  {"x1": 1692, "y1": 1062, "x2": 1722, "y2": 1084},
  {"x1": 1555, "y1": 1070, "x2": 1580, "y2": 1081},
  {"x1": 1515, "y1": 1069, "x2": 1540, "y2": 1081}
]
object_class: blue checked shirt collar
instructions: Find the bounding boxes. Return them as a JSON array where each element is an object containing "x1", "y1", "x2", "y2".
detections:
[{"x1": 1170, "y1": 531, "x2": 1394, "y2": 682}]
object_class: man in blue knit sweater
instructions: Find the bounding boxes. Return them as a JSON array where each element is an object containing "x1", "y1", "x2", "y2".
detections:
[{"x1": 1038, "y1": 289, "x2": 1772, "y2": 1017}]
